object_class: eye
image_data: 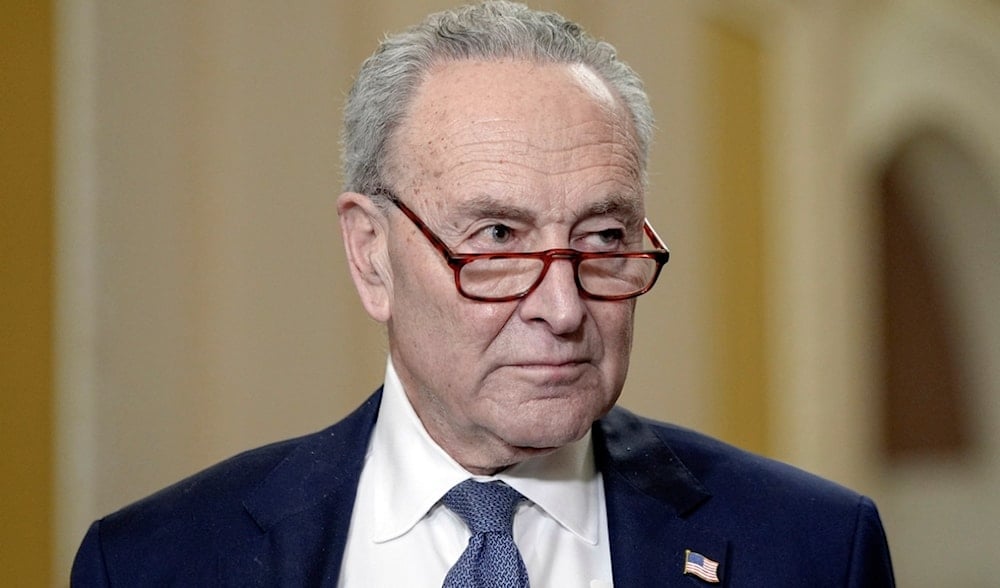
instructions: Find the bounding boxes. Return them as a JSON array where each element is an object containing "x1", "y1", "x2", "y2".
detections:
[
  {"x1": 596, "y1": 228, "x2": 625, "y2": 245},
  {"x1": 577, "y1": 227, "x2": 626, "y2": 251},
  {"x1": 463, "y1": 220, "x2": 525, "y2": 253},
  {"x1": 480, "y1": 223, "x2": 514, "y2": 244}
]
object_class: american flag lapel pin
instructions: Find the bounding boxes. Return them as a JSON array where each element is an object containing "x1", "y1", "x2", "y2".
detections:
[{"x1": 683, "y1": 549, "x2": 721, "y2": 583}]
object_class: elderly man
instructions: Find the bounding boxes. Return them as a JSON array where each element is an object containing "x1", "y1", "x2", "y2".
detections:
[{"x1": 72, "y1": 2, "x2": 894, "y2": 586}]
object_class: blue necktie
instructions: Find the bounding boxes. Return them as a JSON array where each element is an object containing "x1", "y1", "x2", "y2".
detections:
[{"x1": 441, "y1": 480, "x2": 530, "y2": 588}]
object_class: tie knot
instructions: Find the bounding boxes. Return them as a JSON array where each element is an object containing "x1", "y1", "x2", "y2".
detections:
[{"x1": 442, "y1": 480, "x2": 525, "y2": 534}]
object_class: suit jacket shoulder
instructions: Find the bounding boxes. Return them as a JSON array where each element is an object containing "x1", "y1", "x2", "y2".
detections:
[
  {"x1": 596, "y1": 406, "x2": 895, "y2": 587},
  {"x1": 71, "y1": 392, "x2": 382, "y2": 586}
]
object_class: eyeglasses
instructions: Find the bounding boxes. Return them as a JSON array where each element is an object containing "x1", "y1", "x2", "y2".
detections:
[{"x1": 377, "y1": 190, "x2": 670, "y2": 302}]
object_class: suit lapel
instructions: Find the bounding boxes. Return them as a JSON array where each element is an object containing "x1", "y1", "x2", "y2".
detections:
[
  {"x1": 218, "y1": 390, "x2": 382, "y2": 586},
  {"x1": 596, "y1": 407, "x2": 730, "y2": 587}
]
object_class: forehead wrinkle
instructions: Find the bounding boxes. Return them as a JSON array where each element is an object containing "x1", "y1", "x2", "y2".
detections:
[
  {"x1": 446, "y1": 122, "x2": 641, "y2": 178},
  {"x1": 442, "y1": 140, "x2": 641, "y2": 183},
  {"x1": 463, "y1": 119, "x2": 630, "y2": 151}
]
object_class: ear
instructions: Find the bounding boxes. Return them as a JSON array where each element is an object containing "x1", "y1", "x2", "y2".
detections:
[{"x1": 337, "y1": 192, "x2": 393, "y2": 323}]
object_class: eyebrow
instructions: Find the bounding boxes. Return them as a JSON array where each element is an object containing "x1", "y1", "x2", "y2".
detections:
[
  {"x1": 451, "y1": 192, "x2": 644, "y2": 224},
  {"x1": 452, "y1": 194, "x2": 536, "y2": 224},
  {"x1": 582, "y1": 193, "x2": 644, "y2": 223}
]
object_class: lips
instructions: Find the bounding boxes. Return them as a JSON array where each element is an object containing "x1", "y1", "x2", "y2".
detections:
[
  {"x1": 504, "y1": 360, "x2": 592, "y2": 384},
  {"x1": 514, "y1": 357, "x2": 586, "y2": 365},
  {"x1": 509, "y1": 358, "x2": 589, "y2": 369}
]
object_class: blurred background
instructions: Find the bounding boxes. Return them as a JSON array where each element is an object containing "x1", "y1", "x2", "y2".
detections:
[{"x1": 3, "y1": 0, "x2": 998, "y2": 585}]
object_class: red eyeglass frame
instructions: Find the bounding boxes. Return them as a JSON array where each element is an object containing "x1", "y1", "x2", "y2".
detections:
[{"x1": 375, "y1": 189, "x2": 670, "y2": 302}]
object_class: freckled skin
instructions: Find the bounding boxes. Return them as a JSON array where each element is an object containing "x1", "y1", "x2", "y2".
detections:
[{"x1": 363, "y1": 60, "x2": 644, "y2": 474}]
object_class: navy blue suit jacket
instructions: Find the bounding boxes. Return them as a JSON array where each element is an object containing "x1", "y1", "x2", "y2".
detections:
[{"x1": 72, "y1": 390, "x2": 894, "y2": 586}]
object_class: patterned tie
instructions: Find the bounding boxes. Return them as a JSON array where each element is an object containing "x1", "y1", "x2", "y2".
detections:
[{"x1": 441, "y1": 480, "x2": 530, "y2": 588}]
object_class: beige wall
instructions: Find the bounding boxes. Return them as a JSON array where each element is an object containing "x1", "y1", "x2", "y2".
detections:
[
  {"x1": 31, "y1": 0, "x2": 1000, "y2": 585},
  {"x1": 847, "y1": 2, "x2": 1000, "y2": 586}
]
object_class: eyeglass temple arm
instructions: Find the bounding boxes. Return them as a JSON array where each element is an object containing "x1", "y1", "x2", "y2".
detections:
[{"x1": 643, "y1": 219, "x2": 669, "y2": 253}]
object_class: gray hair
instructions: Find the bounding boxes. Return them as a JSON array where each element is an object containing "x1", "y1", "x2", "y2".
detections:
[{"x1": 341, "y1": 0, "x2": 654, "y2": 196}]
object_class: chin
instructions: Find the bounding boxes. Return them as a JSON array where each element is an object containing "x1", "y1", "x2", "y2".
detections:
[
  {"x1": 501, "y1": 415, "x2": 594, "y2": 451},
  {"x1": 486, "y1": 388, "x2": 618, "y2": 449}
]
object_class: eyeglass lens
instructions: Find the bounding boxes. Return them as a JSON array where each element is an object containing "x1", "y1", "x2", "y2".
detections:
[{"x1": 458, "y1": 256, "x2": 658, "y2": 300}]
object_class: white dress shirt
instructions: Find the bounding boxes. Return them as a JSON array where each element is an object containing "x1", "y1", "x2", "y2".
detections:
[{"x1": 338, "y1": 359, "x2": 614, "y2": 587}]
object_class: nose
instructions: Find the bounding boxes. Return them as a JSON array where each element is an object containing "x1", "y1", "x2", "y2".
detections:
[{"x1": 516, "y1": 258, "x2": 587, "y2": 335}]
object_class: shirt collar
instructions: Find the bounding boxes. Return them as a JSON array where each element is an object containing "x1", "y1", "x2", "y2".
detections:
[{"x1": 369, "y1": 358, "x2": 601, "y2": 545}]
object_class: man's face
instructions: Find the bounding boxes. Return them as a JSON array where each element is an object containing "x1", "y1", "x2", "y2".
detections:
[{"x1": 364, "y1": 60, "x2": 645, "y2": 473}]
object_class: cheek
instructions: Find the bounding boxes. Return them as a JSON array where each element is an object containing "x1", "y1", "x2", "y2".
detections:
[
  {"x1": 594, "y1": 302, "x2": 636, "y2": 389},
  {"x1": 595, "y1": 301, "x2": 635, "y2": 350},
  {"x1": 620, "y1": 305, "x2": 636, "y2": 353},
  {"x1": 390, "y1": 252, "x2": 512, "y2": 361}
]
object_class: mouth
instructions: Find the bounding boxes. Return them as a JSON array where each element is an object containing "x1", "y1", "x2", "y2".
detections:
[
  {"x1": 505, "y1": 360, "x2": 591, "y2": 384},
  {"x1": 511, "y1": 359, "x2": 587, "y2": 368}
]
